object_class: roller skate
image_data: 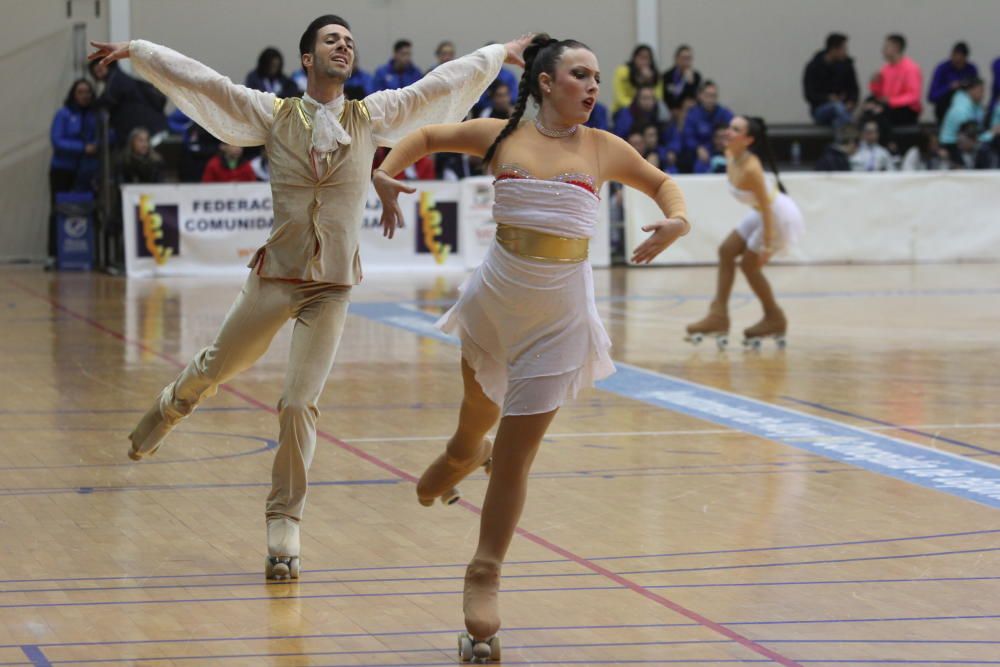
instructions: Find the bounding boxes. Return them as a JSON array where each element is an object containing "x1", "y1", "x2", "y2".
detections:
[
  {"x1": 458, "y1": 559, "x2": 502, "y2": 663},
  {"x1": 742, "y1": 310, "x2": 787, "y2": 350},
  {"x1": 416, "y1": 437, "x2": 493, "y2": 507},
  {"x1": 265, "y1": 516, "x2": 300, "y2": 580},
  {"x1": 128, "y1": 388, "x2": 181, "y2": 461},
  {"x1": 684, "y1": 305, "x2": 730, "y2": 350}
]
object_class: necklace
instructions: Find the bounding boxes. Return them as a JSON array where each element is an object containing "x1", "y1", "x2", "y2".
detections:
[{"x1": 534, "y1": 117, "x2": 578, "y2": 138}]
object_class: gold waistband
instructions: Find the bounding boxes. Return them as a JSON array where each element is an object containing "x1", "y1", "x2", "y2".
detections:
[{"x1": 495, "y1": 224, "x2": 589, "y2": 263}]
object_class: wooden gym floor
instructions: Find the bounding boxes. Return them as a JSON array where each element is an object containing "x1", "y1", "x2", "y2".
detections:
[{"x1": 0, "y1": 262, "x2": 998, "y2": 666}]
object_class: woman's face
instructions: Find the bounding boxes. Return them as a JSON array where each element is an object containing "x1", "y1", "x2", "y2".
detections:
[
  {"x1": 725, "y1": 116, "x2": 753, "y2": 151},
  {"x1": 636, "y1": 87, "x2": 656, "y2": 112},
  {"x1": 627, "y1": 132, "x2": 645, "y2": 153},
  {"x1": 73, "y1": 82, "x2": 93, "y2": 108},
  {"x1": 642, "y1": 125, "x2": 659, "y2": 148},
  {"x1": 131, "y1": 131, "x2": 150, "y2": 156},
  {"x1": 633, "y1": 48, "x2": 651, "y2": 70},
  {"x1": 541, "y1": 47, "x2": 601, "y2": 126},
  {"x1": 676, "y1": 48, "x2": 693, "y2": 70}
]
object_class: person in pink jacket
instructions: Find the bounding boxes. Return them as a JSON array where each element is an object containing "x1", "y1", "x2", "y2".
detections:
[{"x1": 863, "y1": 34, "x2": 923, "y2": 132}]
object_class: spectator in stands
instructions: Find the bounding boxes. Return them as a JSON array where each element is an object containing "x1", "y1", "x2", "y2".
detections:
[
  {"x1": 900, "y1": 128, "x2": 949, "y2": 171},
  {"x1": 693, "y1": 124, "x2": 728, "y2": 174},
  {"x1": 250, "y1": 152, "x2": 270, "y2": 182},
  {"x1": 979, "y1": 98, "x2": 1000, "y2": 149},
  {"x1": 116, "y1": 127, "x2": 164, "y2": 184},
  {"x1": 89, "y1": 58, "x2": 167, "y2": 147},
  {"x1": 478, "y1": 81, "x2": 513, "y2": 119},
  {"x1": 659, "y1": 104, "x2": 687, "y2": 172},
  {"x1": 662, "y1": 45, "x2": 702, "y2": 111},
  {"x1": 431, "y1": 40, "x2": 456, "y2": 70},
  {"x1": 613, "y1": 85, "x2": 665, "y2": 138},
  {"x1": 612, "y1": 44, "x2": 662, "y2": 114},
  {"x1": 169, "y1": 110, "x2": 221, "y2": 182},
  {"x1": 681, "y1": 80, "x2": 733, "y2": 172},
  {"x1": 863, "y1": 34, "x2": 922, "y2": 131},
  {"x1": 814, "y1": 126, "x2": 858, "y2": 171},
  {"x1": 850, "y1": 121, "x2": 894, "y2": 172},
  {"x1": 245, "y1": 47, "x2": 298, "y2": 98},
  {"x1": 372, "y1": 39, "x2": 423, "y2": 91},
  {"x1": 343, "y1": 61, "x2": 374, "y2": 100},
  {"x1": 949, "y1": 121, "x2": 997, "y2": 169},
  {"x1": 584, "y1": 100, "x2": 609, "y2": 131},
  {"x1": 476, "y1": 42, "x2": 520, "y2": 114},
  {"x1": 48, "y1": 79, "x2": 100, "y2": 268},
  {"x1": 939, "y1": 77, "x2": 985, "y2": 149},
  {"x1": 625, "y1": 126, "x2": 661, "y2": 169},
  {"x1": 641, "y1": 123, "x2": 663, "y2": 169},
  {"x1": 435, "y1": 152, "x2": 483, "y2": 181},
  {"x1": 202, "y1": 144, "x2": 257, "y2": 182},
  {"x1": 928, "y1": 42, "x2": 978, "y2": 123},
  {"x1": 802, "y1": 33, "x2": 859, "y2": 130}
]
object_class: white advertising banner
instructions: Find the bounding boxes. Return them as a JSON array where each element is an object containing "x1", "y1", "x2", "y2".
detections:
[
  {"x1": 124, "y1": 179, "x2": 613, "y2": 277},
  {"x1": 624, "y1": 171, "x2": 1000, "y2": 265}
]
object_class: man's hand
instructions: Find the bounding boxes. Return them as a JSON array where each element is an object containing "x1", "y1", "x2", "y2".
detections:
[
  {"x1": 502, "y1": 34, "x2": 534, "y2": 69},
  {"x1": 89, "y1": 40, "x2": 131, "y2": 66}
]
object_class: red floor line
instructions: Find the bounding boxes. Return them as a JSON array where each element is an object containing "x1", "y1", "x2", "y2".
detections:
[{"x1": 12, "y1": 279, "x2": 803, "y2": 667}]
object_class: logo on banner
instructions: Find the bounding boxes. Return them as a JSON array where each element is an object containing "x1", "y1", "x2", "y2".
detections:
[
  {"x1": 415, "y1": 191, "x2": 457, "y2": 264},
  {"x1": 136, "y1": 194, "x2": 179, "y2": 265}
]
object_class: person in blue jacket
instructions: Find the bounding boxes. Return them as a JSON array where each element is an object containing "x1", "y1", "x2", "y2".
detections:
[
  {"x1": 48, "y1": 78, "x2": 100, "y2": 267},
  {"x1": 371, "y1": 39, "x2": 423, "y2": 91},
  {"x1": 928, "y1": 42, "x2": 978, "y2": 123},
  {"x1": 681, "y1": 80, "x2": 733, "y2": 172}
]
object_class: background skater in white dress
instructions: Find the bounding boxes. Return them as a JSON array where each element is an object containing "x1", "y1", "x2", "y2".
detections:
[{"x1": 372, "y1": 34, "x2": 689, "y2": 662}]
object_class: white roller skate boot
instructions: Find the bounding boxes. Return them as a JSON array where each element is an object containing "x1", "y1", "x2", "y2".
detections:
[{"x1": 265, "y1": 516, "x2": 300, "y2": 580}]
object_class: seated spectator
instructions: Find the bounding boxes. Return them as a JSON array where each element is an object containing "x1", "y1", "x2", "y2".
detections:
[
  {"x1": 641, "y1": 123, "x2": 663, "y2": 169},
  {"x1": 625, "y1": 127, "x2": 662, "y2": 169},
  {"x1": 901, "y1": 128, "x2": 949, "y2": 171},
  {"x1": 949, "y1": 121, "x2": 997, "y2": 169},
  {"x1": 662, "y1": 45, "x2": 702, "y2": 111},
  {"x1": 201, "y1": 144, "x2": 256, "y2": 183},
  {"x1": 478, "y1": 81, "x2": 513, "y2": 119},
  {"x1": 681, "y1": 80, "x2": 733, "y2": 172},
  {"x1": 612, "y1": 45, "x2": 662, "y2": 114},
  {"x1": 850, "y1": 121, "x2": 894, "y2": 172},
  {"x1": 863, "y1": 34, "x2": 922, "y2": 131},
  {"x1": 245, "y1": 47, "x2": 298, "y2": 98},
  {"x1": 117, "y1": 127, "x2": 164, "y2": 184},
  {"x1": 476, "y1": 43, "x2": 520, "y2": 113},
  {"x1": 928, "y1": 42, "x2": 978, "y2": 123},
  {"x1": 659, "y1": 104, "x2": 687, "y2": 172},
  {"x1": 344, "y1": 62, "x2": 374, "y2": 100},
  {"x1": 584, "y1": 100, "x2": 609, "y2": 131},
  {"x1": 693, "y1": 123, "x2": 728, "y2": 174},
  {"x1": 250, "y1": 152, "x2": 270, "y2": 182},
  {"x1": 815, "y1": 127, "x2": 858, "y2": 171},
  {"x1": 802, "y1": 33, "x2": 859, "y2": 130},
  {"x1": 939, "y1": 77, "x2": 985, "y2": 148},
  {"x1": 48, "y1": 78, "x2": 100, "y2": 267},
  {"x1": 435, "y1": 151, "x2": 483, "y2": 181},
  {"x1": 372, "y1": 39, "x2": 423, "y2": 91},
  {"x1": 613, "y1": 85, "x2": 665, "y2": 138},
  {"x1": 430, "y1": 40, "x2": 455, "y2": 71},
  {"x1": 979, "y1": 100, "x2": 1000, "y2": 147},
  {"x1": 89, "y1": 58, "x2": 167, "y2": 147}
]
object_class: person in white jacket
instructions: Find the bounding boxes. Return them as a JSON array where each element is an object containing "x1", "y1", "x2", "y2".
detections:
[
  {"x1": 850, "y1": 120, "x2": 895, "y2": 171},
  {"x1": 89, "y1": 15, "x2": 530, "y2": 581}
]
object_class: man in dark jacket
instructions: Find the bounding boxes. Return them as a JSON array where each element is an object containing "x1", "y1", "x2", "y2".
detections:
[
  {"x1": 803, "y1": 33, "x2": 859, "y2": 130},
  {"x1": 89, "y1": 58, "x2": 167, "y2": 146}
]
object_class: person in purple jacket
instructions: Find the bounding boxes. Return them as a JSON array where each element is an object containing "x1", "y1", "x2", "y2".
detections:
[
  {"x1": 989, "y1": 55, "x2": 1000, "y2": 120},
  {"x1": 928, "y1": 42, "x2": 978, "y2": 122},
  {"x1": 681, "y1": 80, "x2": 733, "y2": 172},
  {"x1": 48, "y1": 78, "x2": 100, "y2": 268},
  {"x1": 371, "y1": 39, "x2": 423, "y2": 91}
]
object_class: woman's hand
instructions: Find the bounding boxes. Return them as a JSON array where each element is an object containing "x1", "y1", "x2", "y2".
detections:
[
  {"x1": 88, "y1": 41, "x2": 131, "y2": 66},
  {"x1": 502, "y1": 34, "x2": 534, "y2": 69},
  {"x1": 372, "y1": 169, "x2": 416, "y2": 239},
  {"x1": 630, "y1": 217, "x2": 689, "y2": 264}
]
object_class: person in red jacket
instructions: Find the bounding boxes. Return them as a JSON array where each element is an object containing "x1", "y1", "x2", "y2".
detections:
[
  {"x1": 201, "y1": 143, "x2": 257, "y2": 182},
  {"x1": 863, "y1": 34, "x2": 923, "y2": 132}
]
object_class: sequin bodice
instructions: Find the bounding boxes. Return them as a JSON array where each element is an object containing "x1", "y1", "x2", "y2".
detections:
[{"x1": 494, "y1": 163, "x2": 598, "y2": 197}]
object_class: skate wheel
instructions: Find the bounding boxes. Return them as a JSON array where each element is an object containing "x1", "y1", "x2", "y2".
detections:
[
  {"x1": 775, "y1": 336, "x2": 787, "y2": 349},
  {"x1": 265, "y1": 556, "x2": 299, "y2": 580},
  {"x1": 288, "y1": 556, "x2": 300, "y2": 579},
  {"x1": 458, "y1": 632, "x2": 474, "y2": 662},
  {"x1": 685, "y1": 332, "x2": 704, "y2": 345},
  {"x1": 488, "y1": 635, "x2": 501, "y2": 661},
  {"x1": 442, "y1": 487, "x2": 461, "y2": 506},
  {"x1": 716, "y1": 335, "x2": 729, "y2": 351},
  {"x1": 472, "y1": 640, "x2": 492, "y2": 661}
]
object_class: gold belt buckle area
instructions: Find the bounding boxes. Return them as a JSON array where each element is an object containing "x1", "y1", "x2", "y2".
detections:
[{"x1": 495, "y1": 224, "x2": 589, "y2": 263}]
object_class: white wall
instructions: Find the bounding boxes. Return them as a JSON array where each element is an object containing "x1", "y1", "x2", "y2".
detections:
[
  {"x1": 658, "y1": 0, "x2": 1000, "y2": 124},
  {"x1": 0, "y1": 0, "x2": 108, "y2": 261}
]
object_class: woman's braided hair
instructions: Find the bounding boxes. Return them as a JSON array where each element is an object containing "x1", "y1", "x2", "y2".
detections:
[{"x1": 482, "y1": 33, "x2": 590, "y2": 168}]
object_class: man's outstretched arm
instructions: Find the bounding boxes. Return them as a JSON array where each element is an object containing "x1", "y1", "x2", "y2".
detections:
[{"x1": 90, "y1": 40, "x2": 275, "y2": 147}]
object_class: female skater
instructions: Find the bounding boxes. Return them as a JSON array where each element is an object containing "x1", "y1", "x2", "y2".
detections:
[
  {"x1": 684, "y1": 116, "x2": 803, "y2": 349},
  {"x1": 372, "y1": 34, "x2": 688, "y2": 662}
]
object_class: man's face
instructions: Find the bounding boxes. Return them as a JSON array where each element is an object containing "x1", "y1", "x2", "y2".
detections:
[
  {"x1": 882, "y1": 39, "x2": 899, "y2": 61},
  {"x1": 951, "y1": 52, "x2": 968, "y2": 69},
  {"x1": 304, "y1": 24, "x2": 355, "y2": 82},
  {"x1": 969, "y1": 83, "x2": 985, "y2": 104},
  {"x1": 699, "y1": 85, "x2": 718, "y2": 110},
  {"x1": 437, "y1": 44, "x2": 455, "y2": 64},
  {"x1": 394, "y1": 46, "x2": 413, "y2": 70},
  {"x1": 492, "y1": 85, "x2": 511, "y2": 112},
  {"x1": 832, "y1": 43, "x2": 848, "y2": 61}
]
